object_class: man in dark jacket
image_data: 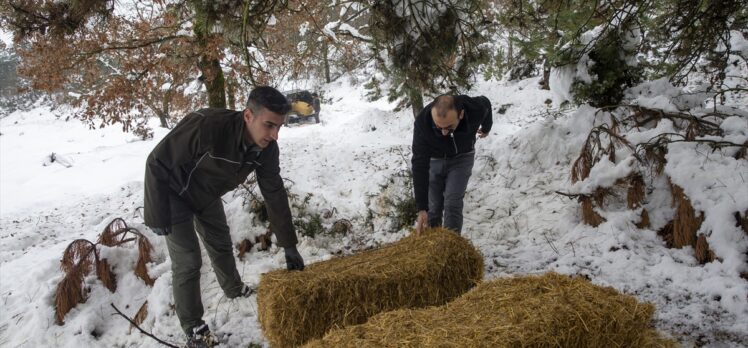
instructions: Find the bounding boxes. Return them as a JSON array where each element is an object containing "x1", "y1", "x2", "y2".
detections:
[
  {"x1": 411, "y1": 94, "x2": 492, "y2": 234},
  {"x1": 143, "y1": 86, "x2": 304, "y2": 347}
]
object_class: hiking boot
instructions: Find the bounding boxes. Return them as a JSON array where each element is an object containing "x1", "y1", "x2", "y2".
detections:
[
  {"x1": 228, "y1": 283, "x2": 255, "y2": 299},
  {"x1": 185, "y1": 323, "x2": 217, "y2": 348}
]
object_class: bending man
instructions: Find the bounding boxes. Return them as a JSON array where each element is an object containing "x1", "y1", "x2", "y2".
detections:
[
  {"x1": 412, "y1": 94, "x2": 492, "y2": 234},
  {"x1": 143, "y1": 86, "x2": 304, "y2": 347}
]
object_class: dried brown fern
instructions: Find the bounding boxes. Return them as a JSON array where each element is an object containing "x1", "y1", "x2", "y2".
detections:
[
  {"x1": 96, "y1": 258, "x2": 117, "y2": 292},
  {"x1": 580, "y1": 196, "x2": 605, "y2": 227},
  {"x1": 98, "y1": 218, "x2": 128, "y2": 246},
  {"x1": 61, "y1": 239, "x2": 96, "y2": 274},
  {"x1": 694, "y1": 234, "x2": 715, "y2": 264},
  {"x1": 736, "y1": 141, "x2": 747, "y2": 160},
  {"x1": 54, "y1": 265, "x2": 86, "y2": 325},
  {"x1": 55, "y1": 218, "x2": 157, "y2": 325},
  {"x1": 237, "y1": 239, "x2": 254, "y2": 261},
  {"x1": 658, "y1": 221, "x2": 674, "y2": 247},
  {"x1": 627, "y1": 174, "x2": 646, "y2": 209},
  {"x1": 330, "y1": 219, "x2": 353, "y2": 235},
  {"x1": 571, "y1": 125, "x2": 636, "y2": 184},
  {"x1": 256, "y1": 227, "x2": 273, "y2": 251},
  {"x1": 56, "y1": 238, "x2": 118, "y2": 324},
  {"x1": 636, "y1": 209, "x2": 651, "y2": 229},
  {"x1": 98, "y1": 218, "x2": 155, "y2": 286},
  {"x1": 592, "y1": 187, "x2": 613, "y2": 206},
  {"x1": 571, "y1": 136, "x2": 595, "y2": 184},
  {"x1": 625, "y1": 173, "x2": 650, "y2": 228},
  {"x1": 135, "y1": 237, "x2": 155, "y2": 286},
  {"x1": 670, "y1": 183, "x2": 704, "y2": 249},
  {"x1": 129, "y1": 301, "x2": 149, "y2": 334}
]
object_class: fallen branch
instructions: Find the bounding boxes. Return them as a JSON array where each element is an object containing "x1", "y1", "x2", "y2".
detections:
[
  {"x1": 554, "y1": 191, "x2": 585, "y2": 200},
  {"x1": 110, "y1": 303, "x2": 179, "y2": 348}
]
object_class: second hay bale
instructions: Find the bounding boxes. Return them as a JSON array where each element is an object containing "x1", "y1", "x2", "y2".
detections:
[
  {"x1": 305, "y1": 272, "x2": 676, "y2": 348},
  {"x1": 257, "y1": 228, "x2": 483, "y2": 347}
]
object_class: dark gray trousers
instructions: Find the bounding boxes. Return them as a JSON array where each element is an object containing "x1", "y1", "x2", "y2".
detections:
[
  {"x1": 428, "y1": 151, "x2": 475, "y2": 234},
  {"x1": 164, "y1": 199, "x2": 243, "y2": 335}
]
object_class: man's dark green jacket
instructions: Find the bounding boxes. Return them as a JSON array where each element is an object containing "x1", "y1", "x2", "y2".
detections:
[{"x1": 143, "y1": 108, "x2": 297, "y2": 247}]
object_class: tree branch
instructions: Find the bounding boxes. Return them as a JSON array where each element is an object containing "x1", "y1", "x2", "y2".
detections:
[{"x1": 110, "y1": 303, "x2": 179, "y2": 348}]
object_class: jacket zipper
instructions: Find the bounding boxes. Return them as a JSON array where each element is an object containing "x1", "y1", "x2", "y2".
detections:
[{"x1": 450, "y1": 132, "x2": 458, "y2": 155}]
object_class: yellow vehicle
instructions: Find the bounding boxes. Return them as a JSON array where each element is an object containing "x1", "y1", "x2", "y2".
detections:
[
  {"x1": 284, "y1": 90, "x2": 320, "y2": 124},
  {"x1": 291, "y1": 100, "x2": 314, "y2": 116}
]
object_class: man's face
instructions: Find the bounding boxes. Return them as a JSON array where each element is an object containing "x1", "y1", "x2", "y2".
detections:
[
  {"x1": 431, "y1": 108, "x2": 463, "y2": 136},
  {"x1": 244, "y1": 107, "x2": 285, "y2": 148}
]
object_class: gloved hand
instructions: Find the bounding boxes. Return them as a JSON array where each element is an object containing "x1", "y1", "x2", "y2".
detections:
[
  {"x1": 151, "y1": 226, "x2": 171, "y2": 236},
  {"x1": 284, "y1": 246, "x2": 305, "y2": 271}
]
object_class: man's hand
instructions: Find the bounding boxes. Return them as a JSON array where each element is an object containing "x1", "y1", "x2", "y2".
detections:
[
  {"x1": 414, "y1": 210, "x2": 428, "y2": 235},
  {"x1": 477, "y1": 128, "x2": 488, "y2": 138},
  {"x1": 284, "y1": 246, "x2": 305, "y2": 271},
  {"x1": 151, "y1": 226, "x2": 171, "y2": 236}
]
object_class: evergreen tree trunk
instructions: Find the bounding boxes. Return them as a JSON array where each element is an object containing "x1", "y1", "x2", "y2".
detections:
[
  {"x1": 193, "y1": 3, "x2": 225, "y2": 108},
  {"x1": 198, "y1": 54, "x2": 226, "y2": 108},
  {"x1": 323, "y1": 40, "x2": 331, "y2": 83},
  {"x1": 407, "y1": 86, "x2": 423, "y2": 119},
  {"x1": 539, "y1": 57, "x2": 551, "y2": 90},
  {"x1": 227, "y1": 77, "x2": 236, "y2": 110},
  {"x1": 159, "y1": 90, "x2": 171, "y2": 128},
  {"x1": 158, "y1": 113, "x2": 169, "y2": 128}
]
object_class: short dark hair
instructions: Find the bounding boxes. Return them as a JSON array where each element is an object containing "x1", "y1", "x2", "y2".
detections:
[
  {"x1": 433, "y1": 95, "x2": 457, "y2": 118},
  {"x1": 246, "y1": 86, "x2": 291, "y2": 115}
]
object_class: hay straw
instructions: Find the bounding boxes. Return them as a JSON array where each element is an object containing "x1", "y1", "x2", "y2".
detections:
[
  {"x1": 257, "y1": 228, "x2": 483, "y2": 348},
  {"x1": 304, "y1": 273, "x2": 676, "y2": 348}
]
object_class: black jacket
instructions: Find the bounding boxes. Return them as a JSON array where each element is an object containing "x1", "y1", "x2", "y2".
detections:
[
  {"x1": 143, "y1": 108, "x2": 297, "y2": 247},
  {"x1": 411, "y1": 95, "x2": 492, "y2": 211}
]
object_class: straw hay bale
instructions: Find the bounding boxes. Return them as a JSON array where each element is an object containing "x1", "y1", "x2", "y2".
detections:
[
  {"x1": 305, "y1": 272, "x2": 676, "y2": 348},
  {"x1": 257, "y1": 228, "x2": 483, "y2": 348}
]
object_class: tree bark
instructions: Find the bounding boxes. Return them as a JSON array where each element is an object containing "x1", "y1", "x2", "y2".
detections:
[
  {"x1": 226, "y1": 77, "x2": 236, "y2": 110},
  {"x1": 539, "y1": 58, "x2": 551, "y2": 90},
  {"x1": 323, "y1": 40, "x2": 331, "y2": 84},
  {"x1": 407, "y1": 86, "x2": 423, "y2": 119},
  {"x1": 193, "y1": 3, "x2": 225, "y2": 108}
]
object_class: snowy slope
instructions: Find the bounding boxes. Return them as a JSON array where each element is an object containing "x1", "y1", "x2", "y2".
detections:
[{"x1": 1, "y1": 77, "x2": 747, "y2": 347}]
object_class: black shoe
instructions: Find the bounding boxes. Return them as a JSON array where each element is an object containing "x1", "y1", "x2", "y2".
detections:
[
  {"x1": 185, "y1": 323, "x2": 217, "y2": 348},
  {"x1": 228, "y1": 283, "x2": 255, "y2": 299}
]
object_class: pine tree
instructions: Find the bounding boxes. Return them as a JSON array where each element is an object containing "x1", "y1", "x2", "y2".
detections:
[{"x1": 366, "y1": 0, "x2": 490, "y2": 117}]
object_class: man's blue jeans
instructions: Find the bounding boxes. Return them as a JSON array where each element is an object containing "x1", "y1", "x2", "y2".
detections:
[{"x1": 428, "y1": 151, "x2": 475, "y2": 234}]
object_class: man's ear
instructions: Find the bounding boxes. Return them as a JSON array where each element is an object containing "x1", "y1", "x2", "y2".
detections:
[
  {"x1": 459, "y1": 110, "x2": 465, "y2": 120},
  {"x1": 244, "y1": 109, "x2": 253, "y2": 122}
]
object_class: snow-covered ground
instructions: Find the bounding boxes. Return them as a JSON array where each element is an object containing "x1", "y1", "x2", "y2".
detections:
[{"x1": 1, "y1": 77, "x2": 746, "y2": 347}]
